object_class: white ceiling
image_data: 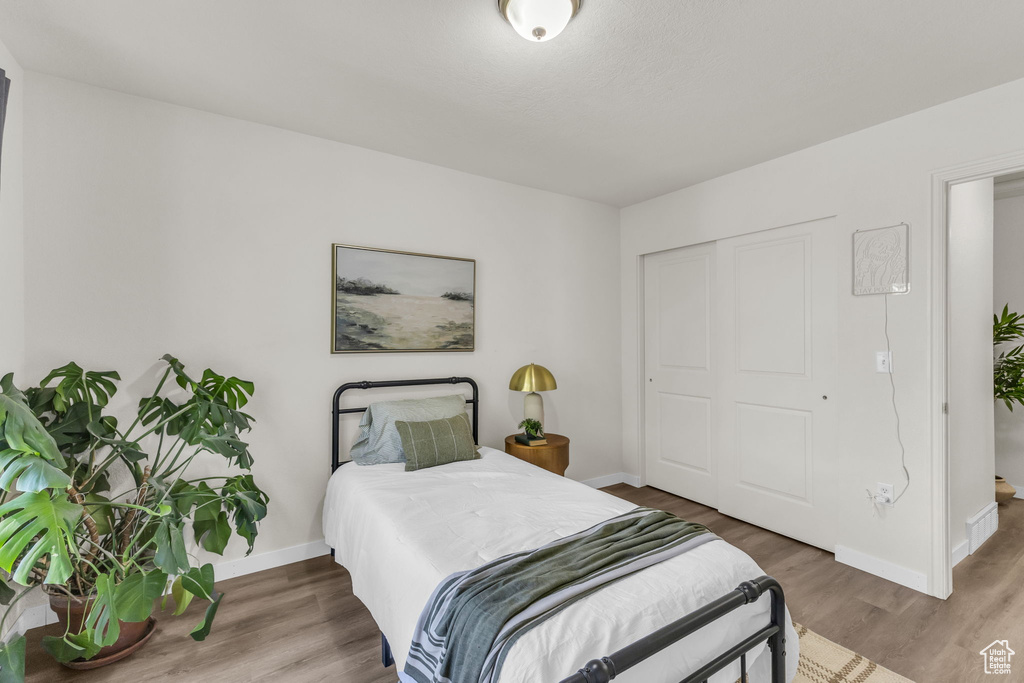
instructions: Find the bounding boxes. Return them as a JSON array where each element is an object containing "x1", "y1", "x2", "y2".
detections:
[{"x1": 4, "y1": 1, "x2": 1024, "y2": 207}]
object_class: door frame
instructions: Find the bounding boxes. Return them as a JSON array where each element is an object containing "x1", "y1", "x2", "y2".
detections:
[
  {"x1": 635, "y1": 253, "x2": 649, "y2": 487},
  {"x1": 931, "y1": 150, "x2": 1024, "y2": 599}
]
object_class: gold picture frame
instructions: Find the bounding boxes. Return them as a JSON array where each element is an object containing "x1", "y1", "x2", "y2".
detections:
[{"x1": 331, "y1": 244, "x2": 476, "y2": 354}]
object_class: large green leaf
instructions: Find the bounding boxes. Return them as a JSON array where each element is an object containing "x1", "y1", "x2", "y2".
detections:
[
  {"x1": 197, "y1": 369, "x2": 254, "y2": 410},
  {"x1": 175, "y1": 400, "x2": 211, "y2": 443},
  {"x1": 41, "y1": 631, "x2": 102, "y2": 663},
  {"x1": 39, "y1": 363, "x2": 120, "y2": 412},
  {"x1": 170, "y1": 575, "x2": 195, "y2": 616},
  {"x1": 189, "y1": 592, "x2": 223, "y2": 642},
  {"x1": 222, "y1": 475, "x2": 268, "y2": 554},
  {"x1": 137, "y1": 396, "x2": 181, "y2": 430},
  {"x1": 161, "y1": 355, "x2": 193, "y2": 392},
  {"x1": 173, "y1": 482, "x2": 234, "y2": 555},
  {"x1": 0, "y1": 449, "x2": 71, "y2": 493},
  {"x1": 180, "y1": 563, "x2": 215, "y2": 601},
  {"x1": 0, "y1": 634, "x2": 25, "y2": 683},
  {"x1": 153, "y1": 519, "x2": 190, "y2": 575},
  {"x1": 194, "y1": 509, "x2": 231, "y2": 555},
  {"x1": 24, "y1": 386, "x2": 56, "y2": 417},
  {"x1": 0, "y1": 376, "x2": 26, "y2": 405},
  {"x1": 0, "y1": 376, "x2": 65, "y2": 468},
  {"x1": 172, "y1": 481, "x2": 219, "y2": 517},
  {"x1": 0, "y1": 491, "x2": 80, "y2": 585},
  {"x1": 201, "y1": 435, "x2": 253, "y2": 470},
  {"x1": 39, "y1": 402, "x2": 93, "y2": 456},
  {"x1": 150, "y1": 357, "x2": 254, "y2": 441},
  {"x1": 83, "y1": 573, "x2": 120, "y2": 647},
  {"x1": 114, "y1": 571, "x2": 167, "y2": 623},
  {"x1": 66, "y1": 631, "x2": 103, "y2": 660}
]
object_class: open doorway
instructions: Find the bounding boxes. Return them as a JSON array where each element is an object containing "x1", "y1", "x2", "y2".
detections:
[
  {"x1": 946, "y1": 169, "x2": 1024, "y2": 593},
  {"x1": 992, "y1": 174, "x2": 1024, "y2": 510}
]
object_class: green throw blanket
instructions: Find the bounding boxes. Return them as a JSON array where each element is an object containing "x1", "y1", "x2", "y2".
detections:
[{"x1": 403, "y1": 506, "x2": 719, "y2": 683}]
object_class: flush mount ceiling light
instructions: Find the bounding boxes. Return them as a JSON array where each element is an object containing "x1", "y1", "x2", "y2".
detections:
[{"x1": 498, "y1": 0, "x2": 582, "y2": 42}]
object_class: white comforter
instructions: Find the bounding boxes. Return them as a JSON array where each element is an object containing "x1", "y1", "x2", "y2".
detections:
[{"x1": 323, "y1": 448, "x2": 798, "y2": 683}]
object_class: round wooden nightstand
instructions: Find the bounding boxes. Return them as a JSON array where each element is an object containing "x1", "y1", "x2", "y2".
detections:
[{"x1": 504, "y1": 433, "x2": 569, "y2": 476}]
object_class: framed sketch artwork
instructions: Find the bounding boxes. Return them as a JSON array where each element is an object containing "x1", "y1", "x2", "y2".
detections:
[
  {"x1": 852, "y1": 223, "x2": 910, "y2": 296},
  {"x1": 331, "y1": 244, "x2": 476, "y2": 353}
]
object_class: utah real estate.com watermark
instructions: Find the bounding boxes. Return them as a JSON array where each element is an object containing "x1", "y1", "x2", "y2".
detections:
[{"x1": 981, "y1": 640, "x2": 1015, "y2": 675}]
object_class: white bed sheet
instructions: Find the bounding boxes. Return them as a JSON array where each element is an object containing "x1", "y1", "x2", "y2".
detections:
[{"x1": 323, "y1": 447, "x2": 798, "y2": 683}]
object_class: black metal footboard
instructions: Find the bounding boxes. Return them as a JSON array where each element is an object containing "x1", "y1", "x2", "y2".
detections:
[{"x1": 559, "y1": 575, "x2": 787, "y2": 683}]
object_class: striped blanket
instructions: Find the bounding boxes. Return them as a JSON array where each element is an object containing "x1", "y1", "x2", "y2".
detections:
[{"x1": 403, "y1": 507, "x2": 720, "y2": 683}]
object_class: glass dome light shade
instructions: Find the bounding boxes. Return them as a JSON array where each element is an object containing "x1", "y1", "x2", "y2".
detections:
[{"x1": 501, "y1": 0, "x2": 581, "y2": 43}]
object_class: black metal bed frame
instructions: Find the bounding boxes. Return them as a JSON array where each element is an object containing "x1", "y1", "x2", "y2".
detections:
[
  {"x1": 330, "y1": 376, "x2": 479, "y2": 474},
  {"x1": 329, "y1": 377, "x2": 787, "y2": 683},
  {"x1": 558, "y1": 575, "x2": 787, "y2": 683}
]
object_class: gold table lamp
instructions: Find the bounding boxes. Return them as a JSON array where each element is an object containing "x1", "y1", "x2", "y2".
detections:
[{"x1": 509, "y1": 363, "x2": 557, "y2": 426}]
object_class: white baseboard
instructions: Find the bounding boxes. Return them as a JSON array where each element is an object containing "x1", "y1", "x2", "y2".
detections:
[
  {"x1": 580, "y1": 472, "x2": 641, "y2": 489},
  {"x1": 835, "y1": 545, "x2": 928, "y2": 593},
  {"x1": 212, "y1": 540, "x2": 330, "y2": 581},
  {"x1": 1012, "y1": 483, "x2": 1024, "y2": 500},
  {"x1": 3, "y1": 595, "x2": 56, "y2": 642},
  {"x1": 952, "y1": 540, "x2": 970, "y2": 567},
  {"x1": 3, "y1": 540, "x2": 332, "y2": 638}
]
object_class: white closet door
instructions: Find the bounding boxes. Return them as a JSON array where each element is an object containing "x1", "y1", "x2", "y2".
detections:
[
  {"x1": 644, "y1": 243, "x2": 717, "y2": 507},
  {"x1": 715, "y1": 218, "x2": 838, "y2": 551}
]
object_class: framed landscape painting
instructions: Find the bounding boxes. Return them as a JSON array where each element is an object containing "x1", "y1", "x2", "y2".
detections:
[{"x1": 332, "y1": 244, "x2": 476, "y2": 353}]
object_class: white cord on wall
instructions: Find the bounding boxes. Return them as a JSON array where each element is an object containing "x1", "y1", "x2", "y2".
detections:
[
  {"x1": 884, "y1": 294, "x2": 911, "y2": 503},
  {"x1": 864, "y1": 293, "x2": 911, "y2": 511}
]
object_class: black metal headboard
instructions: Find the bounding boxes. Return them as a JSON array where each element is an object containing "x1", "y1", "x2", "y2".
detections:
[{"x1": 331, "y1": 377, "x2": 480, "y2": 473}]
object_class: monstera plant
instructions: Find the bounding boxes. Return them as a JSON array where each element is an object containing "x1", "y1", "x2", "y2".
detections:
[{"x1": 0, "y1": 354, "x2": 268, "y2": 680}]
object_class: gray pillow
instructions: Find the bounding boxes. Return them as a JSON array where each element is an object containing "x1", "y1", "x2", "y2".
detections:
[
  {"x1": 350, "y1": 394, "x2": 468, "y2": 465},
  {"x1": 397, "y1": 413, "x2": 481, "y2": 472}
]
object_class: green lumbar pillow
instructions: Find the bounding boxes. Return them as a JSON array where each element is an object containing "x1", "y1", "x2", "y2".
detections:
[{"x1": 395, "y1": 412, "x2": 481, "y2": 472}]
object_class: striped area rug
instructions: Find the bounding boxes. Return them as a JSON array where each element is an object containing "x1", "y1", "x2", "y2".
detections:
[{"x1": 793, "y1": 623, "x2": 914, "y2": 683}]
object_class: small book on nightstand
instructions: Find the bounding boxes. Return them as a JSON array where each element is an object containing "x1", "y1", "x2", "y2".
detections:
[{"x1": 515, "y1": 434, "x2": 547, "y2": 446}]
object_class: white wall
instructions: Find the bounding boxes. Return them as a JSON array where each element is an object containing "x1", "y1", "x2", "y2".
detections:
[
  {"x1": 0, "y1": 38, "x2": 24, "y2": 378},
  {"x1": 994, "y1": 191, "x2": 1024, "y2": 487},
  {"x1": 621, "y1": 76, "x2": 1024, "y2": 595},
  {"x1": 21, "y1": 74, "x2": 622, "y2": 568},
  {"x1": 948, "y1": 178, "x2": 995, "y2": 551},
  {"x1": 0, "y1": 37, "x2": 34, "y2": 640}
]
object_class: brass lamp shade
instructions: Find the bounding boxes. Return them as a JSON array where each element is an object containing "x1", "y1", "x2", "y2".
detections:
[{"x1": 509, "y1": 364, "x2": 557, "y2": 393}]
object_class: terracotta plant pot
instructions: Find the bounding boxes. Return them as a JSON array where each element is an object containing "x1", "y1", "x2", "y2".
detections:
[
  {"x1": 47, "y1": 591, "x2": 156, "y2": 669},
  {"x1": 995, "y1": 476, "x2": 1017, "y2": 505}
]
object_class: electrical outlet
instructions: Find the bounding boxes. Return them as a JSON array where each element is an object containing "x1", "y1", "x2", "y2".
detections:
[
  {"x1": 876, "y1": 351, "x2": 893, "y2": 374},
  {"x1": 877, "y1": 482, "x2": 894, "y2": 506}
]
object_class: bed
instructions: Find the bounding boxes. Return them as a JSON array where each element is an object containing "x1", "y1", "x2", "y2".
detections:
[{"x1": 323, "y1": 377, "x2": 798, "y2": 683}]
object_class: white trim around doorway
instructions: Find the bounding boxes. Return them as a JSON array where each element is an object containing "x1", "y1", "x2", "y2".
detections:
[{"x1": 930, "y1": 149, "x2": 1024, "y2": 599}]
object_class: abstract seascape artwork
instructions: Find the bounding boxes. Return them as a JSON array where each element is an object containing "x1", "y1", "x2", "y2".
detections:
[{"x1": 332, "y1": 244, "x2": 475, "y2": 353}]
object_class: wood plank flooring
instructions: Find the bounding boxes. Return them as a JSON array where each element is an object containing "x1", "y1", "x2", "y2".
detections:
[
  {"x1": 610, "y1": 485, "x2": 1024, "y2": 683},
  {"x1": 24, "y1": 485, "x2": 1024, "y2": 682}
]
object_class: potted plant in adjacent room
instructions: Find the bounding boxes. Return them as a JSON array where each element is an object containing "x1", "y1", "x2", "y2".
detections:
[
  {"x1": 993, "y1": 305, "x2": 1024, "y2": 503},
  {"x1": 0, "y1": 354, "x2": 269, "y2": 680}
]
